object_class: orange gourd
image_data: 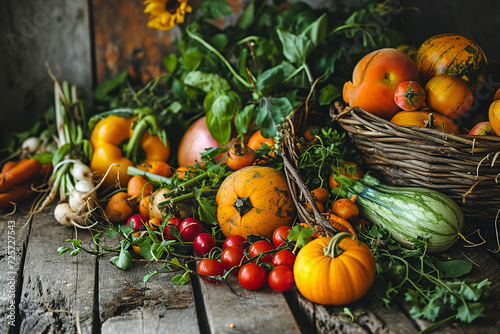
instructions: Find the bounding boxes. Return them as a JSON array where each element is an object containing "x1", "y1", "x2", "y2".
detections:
[
  {"x1": 215, "y1": 166, "x2": 296, "y2": 240},
  {"x1": 390, "y1": 110, "x2": 460, "y2": 135},
  {"x1": 424, "y1": 74, "x2": 473, "y2": 119},
  {"x1": 293, "y1": 233, "x2": 376, "y2": 305},
  {"x1": 416, "y1": 33, "x2": 487, "y2": 89}
]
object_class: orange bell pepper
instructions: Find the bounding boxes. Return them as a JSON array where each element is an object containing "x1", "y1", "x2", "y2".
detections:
[{"x1": 90, "y1": 114, "x2": 170, "y2": 188}]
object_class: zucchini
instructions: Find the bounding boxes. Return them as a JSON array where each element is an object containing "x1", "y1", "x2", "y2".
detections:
[{"x1": 335, "y1": 174, "x2": 464, "y2": 253}]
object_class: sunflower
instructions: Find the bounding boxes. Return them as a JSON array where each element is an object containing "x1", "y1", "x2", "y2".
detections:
[{"x1": 144, "y1": 0, "x2": 192, "y2": 31}]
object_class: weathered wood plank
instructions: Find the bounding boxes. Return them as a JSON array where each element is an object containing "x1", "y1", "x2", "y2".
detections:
[
  {"x1": 0, "y1": 0, "x2": 93, "y2": 140},
  {"x1": 294, "y1": 289, "x2": 418, "y2": 334},
  {"x1": 98, "y1": 246, "x2": 199, "y2": 333},
  {"x1": 199, "y1": 274, "x2": 302, "y2": 334},
  {"x1": 17, "y1": 209, "x2": 95, "y2": 334},
  {"x1": 0, "y1": 211, "x2": 31, "y2": 334}
]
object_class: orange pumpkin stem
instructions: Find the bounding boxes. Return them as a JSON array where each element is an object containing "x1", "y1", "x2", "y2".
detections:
[
  {"x1": 323, "y1": 232, "x2": 356, "y2": 258},
  {"x1": 233, "y1": 196, "x2": 253, "y2": 217}
]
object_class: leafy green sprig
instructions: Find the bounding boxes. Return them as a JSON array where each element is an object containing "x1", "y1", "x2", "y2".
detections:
[{"x1": 359, "y1": 225, "x2": 491, "y2": 325}]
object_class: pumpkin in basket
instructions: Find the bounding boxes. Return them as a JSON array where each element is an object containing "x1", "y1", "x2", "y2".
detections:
[
  {"x1": 424, "y1": 74, "x2": 473, "y2": 119},
  {"x1": 343, "y1": 48, "x2": 421, "y2": 120},
  {"x1": 390, "y1": 110, "x2": 460, "y2": 135},
  {"x1": 215, "y1": 166, "x2": 296, "y2": 239},
  {"x1": 415, "y1": 33, "x2": 487, "y2": 90}
]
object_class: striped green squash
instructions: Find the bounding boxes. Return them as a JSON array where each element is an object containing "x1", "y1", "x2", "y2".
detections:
[
  {"x1": 416, "y1": 33, "x2": 487, "y2": 90},
  {"x1": 337, "y1": 174, "x2": 464, "y2": 253}
]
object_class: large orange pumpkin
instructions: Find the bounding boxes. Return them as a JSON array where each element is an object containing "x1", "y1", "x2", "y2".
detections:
[
  {"x1": 215, "y1": 166, "x2": 296, "y2": 239},
  {"x1": 416, "y1": 33, "x2": 487, "y2": 89},
  {"x1": 391, "y1": 110, "x2": 460, "y2": 135},
  {"x1": 293, "y1": 233, "x2": 376, "y2": 305}
]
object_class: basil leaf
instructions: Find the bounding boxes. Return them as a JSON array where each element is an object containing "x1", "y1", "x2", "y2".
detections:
[
  {"x1": 277, "y1": 29, "x2": 313, "y2": 64},
  {"x1": 234, "y1": 105, "x2": 255, "y2": 137},
  {"x1": 184, "y1": 71, "x2": 230, "y2": 93},
  {"x1": 256, "y1": 97, "x2": 293, "y2": 139},
  {"x1": 205, "y1": 90, "x2": 240, "y2": 145}
]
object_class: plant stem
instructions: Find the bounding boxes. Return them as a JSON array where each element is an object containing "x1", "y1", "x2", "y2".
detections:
[
  {"x1": 127, "y1": 166, "x2": 173, "y2": 185},
  {"x1": 185, "y1": 27, "x2": 253, "y2": 89}
]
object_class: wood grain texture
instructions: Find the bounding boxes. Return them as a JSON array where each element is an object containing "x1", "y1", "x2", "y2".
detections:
[
  {"x1": 198, "y1": 274, "x2": 302, "y2": 334},
  {"x1": 0, "y1": 0, "x2": 92, "y2": 140},
  {"x1": 17, "y1": 209, "x2": 95, "y2": 334},
  {"x1": 0, "y1": 212, "x2": 30, "y2": 334},
  {"x1": 98, "y1": 239, "x2": 199, "y2": 334}
]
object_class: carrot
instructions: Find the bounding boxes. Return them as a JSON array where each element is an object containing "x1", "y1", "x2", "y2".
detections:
[
  {"x1": 0, "y1": 183, "x2": 32, "y2": 210},
  {"x1": 1, "y1": 161, "x2": 19, "y2": 174},
  {"x1": 331, "y1": 195, "x2": 359, "y2": 223},
  {"x1": 326, "y1": 212, "x2": 357, "y2": 236},
  {"x1": 0, "y1": 158, "x2": 41, "y2": 193}
]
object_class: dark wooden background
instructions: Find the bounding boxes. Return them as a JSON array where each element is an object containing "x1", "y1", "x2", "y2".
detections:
[{"x1": 1, "y1": 0, "x2": 500, "y2": 146}]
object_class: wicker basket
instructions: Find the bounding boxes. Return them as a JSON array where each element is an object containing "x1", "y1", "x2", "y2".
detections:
[{"x1": 334, "y1": 105, "x2": 500, "y2": 225}]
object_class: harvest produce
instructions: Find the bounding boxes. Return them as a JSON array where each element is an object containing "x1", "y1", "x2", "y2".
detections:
[
  {"x1": 342, "y1": 48, "x2": 421, "y2": 119},
  {"x1": 215, "y1": 166, "x2": 296, "y2": 239},
  {"x1": 333, "y1": 174, "x2": 465, "y2": 253},
  {"x1": 390, "y1": 110, "x2": 461, "y2": 135},
  {"x1": 415, "y1": 33, "x2": 487, "y2": 89},
  {"x1": 294, "y1": 233, "x2": 376, "y2": 305},
  {"x1": 424, "y1": 74, "x2": 473, "y2": 119}
]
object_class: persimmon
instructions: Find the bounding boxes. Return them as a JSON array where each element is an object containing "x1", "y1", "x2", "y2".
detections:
[
  {"x1": 394, "y1": 81, "x2": 426, "y2": 111},
  {"x1": 226, "y1": 142, "x2": 256, "y2": 170}
]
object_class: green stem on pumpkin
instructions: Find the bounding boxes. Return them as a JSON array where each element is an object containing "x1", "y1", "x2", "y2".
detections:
[{"x1": 324, "y1": 232, "x2": 354, "y2": 257}]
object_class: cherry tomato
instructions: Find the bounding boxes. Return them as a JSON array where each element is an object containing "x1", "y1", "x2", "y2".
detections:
[
  {"x1": 248, "y1": 240, "x2": 274, "y2": 263},
  {"x1": 179, "y1": 218, "x2": 204, "y2": 242},
  {"x1": 197, "y1": 259, "x2": 223, "y2": 283},
  {"x1": 272, "y1": 226, "x2": 292, "y2": 248},
  {"x1": 167, "y1": 216, "x2": 182, "y2": 228},
  {"x1": 126, "y1": 214, "x2": 147, "y2": 231},
  {"x1": 220, "y1": 246, "x2": 247, "y2": 275},
  {"x1": 193, "y1": 233, "x2": 216, "y2": 256},
  {"x1": 238, "y1": 263, "x2": 267, "y2": 290},
  {"x1": 271, "y1": 249, "x2": 296, "y2": 269},
  {"x1": 268, "y1": 266, "x2": 294, "y2": 292},
  {"x1": 162, "y1": 224, "x2": 178, "y2": 240},
  {"x1": 222, "y1": 235, "x2": 250, "y2": 250}
]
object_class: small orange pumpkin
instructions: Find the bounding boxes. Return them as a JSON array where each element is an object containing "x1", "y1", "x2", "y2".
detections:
[
  {"x1": 488, "y1": 99, "x2": 500, "y2": 136},
  {"x1": 424, "y1": 74, "x2": 473, "y2": 119},
  {"x1": 293, "y1": 233, "x2": 376, "y2": 305},
  {"x1": 215, "y1": 166, "x2": 296, "y2": 239},
  {"x1": 391, "y1": 110, "x2": 460, "y2": 135}
]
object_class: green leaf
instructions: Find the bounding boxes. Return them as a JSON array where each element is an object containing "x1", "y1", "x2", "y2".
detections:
[
  {"x1": 119, "y1": 224, "x2": 135, "y2": 238},
  {"x1": 277, "y1": 29, "x2": 313, "y2": 64},
  {"x1": 93, "y1": 70, "x2": 128, "y2": 101},
  {"x1": 183, "y1": 71, "x2": 230, "y2": 93},
  {"x1": 256, "y1": 97, "x2": 293, "y2": 139},
  {"x1": 182, "y1": 49, "x2": 204, "y2": 71},
  {"x1": 456, "y1": 302, "x2": 485, "y2": 323},
  {"x1": 287, "y1": 224, "x2": 314, "y2": 249},
  {"x1": 110, "y1": 249, "x2": 133, "y2": 270},
  {"x1": 31, "y1": 152, "x2": 54, "y2": 165},
  {"x1": 435, "y1": 260, "x2": 472, "y2": 278},
  {"x1": 143, "y1": 271, "x2": 158, "y2": 283},
  {"x1": 205, "y1": 90, "x2": 240, "y2": 145},
  {"x1": 196, "y1": 193, "x2": 218, "y2": 226},
  {"x1": 57, "y1": 247, "x2": 69, "y2": 255},
  {"x1": 140, "y1": 239, "x2": 154, "y2": 261},
  {"x1": 164, "y1": 54, "x2": 177, "y2": 74},
  {"x1": 319, "y1": 84, "x2": 340, "y2": 106},
  {"x1": 52, "y1": 143, "x2": 70, "y2": 166},
  {"x1": 172, "y1": 272, "x2": 190, "y2": 285},
  {"x1": 167, "y1": 101, "x2": 182, "y2": 114},
  {"x1": 302, "y1": 13, "x2": 327, "y2": 47},
  {"x1": 151, "y1": 243, "x2": 166, "y2": 260},
  {"x1": 234, "y1": 105, "x2": 255, "y2": 138},
  {"x1": 70, "y1": 249, "x2": 80, "y2": 256},
  {"x1": 256, "y1": 66, "x2": 284, "y2": 94},
  {"x1": 198, "y1": 0, "x2": 231, "y2": 19}
]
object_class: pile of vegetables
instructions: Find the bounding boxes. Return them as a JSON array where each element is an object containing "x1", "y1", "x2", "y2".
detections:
[{"x1": 1, "y1": 0, "x2": 495, "y2": 330}]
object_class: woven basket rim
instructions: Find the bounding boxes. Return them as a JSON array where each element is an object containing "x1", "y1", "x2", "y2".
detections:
[{"x1": 334, "y1": 106, "x2": 500, "y2": 152}]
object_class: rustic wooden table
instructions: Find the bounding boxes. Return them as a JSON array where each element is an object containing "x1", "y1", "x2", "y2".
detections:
[{"x1": 1, "y1": 208, "x2": 500, "y2": 334}]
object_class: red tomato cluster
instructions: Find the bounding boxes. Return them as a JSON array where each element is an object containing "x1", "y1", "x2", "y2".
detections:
[{"x1": 197, "y1": 225, "x2": 297, "y2": 292}]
